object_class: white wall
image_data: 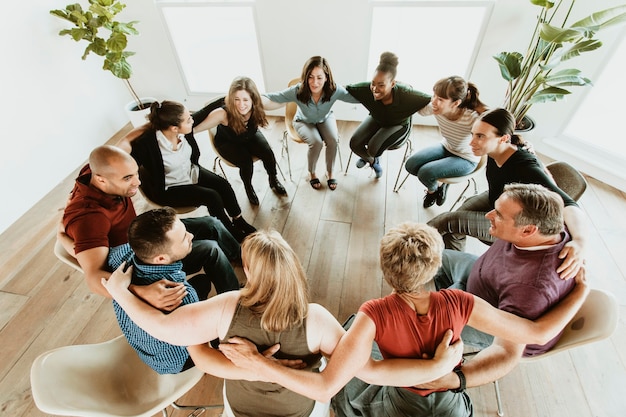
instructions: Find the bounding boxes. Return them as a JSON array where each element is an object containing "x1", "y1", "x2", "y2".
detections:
[
  {"x1": 1, "y1": 0, "x2": 623, "y2": 235},
  {"x1": 0, "y1": 1, "x2": 134, "y2": 234}
]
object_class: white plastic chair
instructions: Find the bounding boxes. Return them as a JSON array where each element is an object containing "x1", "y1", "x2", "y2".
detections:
[
  {"x1": 492, "y1": 288, "x2": 618, "y2": 416},
  {"x1": 30, "y1": 335, "x2": 221, "y2": 417}
]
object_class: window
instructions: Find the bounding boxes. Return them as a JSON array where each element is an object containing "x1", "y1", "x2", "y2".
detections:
[
  {"x1": 159, "y1": 2, "x2": 264, "y2": 94},
  {"x1": 563, "y1": 35, "x2": 626, "y2": 160},
  {"x1": 368, "y1": 1, "x2": 492, "y2": 92}
]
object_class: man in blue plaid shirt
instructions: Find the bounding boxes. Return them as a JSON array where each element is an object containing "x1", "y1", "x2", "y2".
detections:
[{"x1": 108, "y1": 207, "x2": 219, "y2": 374}]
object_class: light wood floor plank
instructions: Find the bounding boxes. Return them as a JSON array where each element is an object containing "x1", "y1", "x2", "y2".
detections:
[{"x1": 1, "y1": 118, "x2": 625, "y2": 417}]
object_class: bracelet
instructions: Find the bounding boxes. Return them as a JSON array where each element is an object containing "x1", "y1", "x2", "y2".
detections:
[{"x1": 452, "y1": 367, "x2": 466, "y2": 393}]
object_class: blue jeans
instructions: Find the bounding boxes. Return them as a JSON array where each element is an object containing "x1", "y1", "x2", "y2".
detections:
[
  {"x1": 434, "y1": 249, "x2": 494, "y2": 350},
  {"x1": 180, "y1": 216, "x2": 240, "y2": 294},
  {"x1": 405, "y1": 145, "x2": 477, "y2": 192}
]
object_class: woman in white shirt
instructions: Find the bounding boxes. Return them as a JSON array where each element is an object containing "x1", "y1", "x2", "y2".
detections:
[{"x1": 405, "y1": 76, "x2": 487, "y2": 208}]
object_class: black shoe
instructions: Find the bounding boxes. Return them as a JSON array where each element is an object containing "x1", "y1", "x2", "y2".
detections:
[
  {"x1": 244, "y1": 184, "x2": 259, "y2": 205},
  {"x1": 436, "y1": 183, "x2": 449, "y2": 206},
  {"x1": 232, "y1": 216, "x2": 256, "y2": 236},
  {"x1": 269, "y1": 177, "x2": 287, "y2": 195},
  {"x1": 423, "y1": 191, "x2": 438, "y2": 208}
]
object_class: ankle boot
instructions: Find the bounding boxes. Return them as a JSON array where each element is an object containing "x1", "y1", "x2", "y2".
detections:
[
  {"x1": 269, "y1": 176, "x2": 287, "y2": 195},
  {"x1": 232, "y1": 216, "x2": 256, "y2": 236},
  {"x1": 244, "y1": 183, "x2": 259, "y2": 205}
]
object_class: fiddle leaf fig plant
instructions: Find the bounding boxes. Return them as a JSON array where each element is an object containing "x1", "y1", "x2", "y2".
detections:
[
  {"x1": 494, "y1": 0, "x2": 626, "y2": 129},
  {"x1": 50, "y1": 0, "x2": 144, "y2": 109}
]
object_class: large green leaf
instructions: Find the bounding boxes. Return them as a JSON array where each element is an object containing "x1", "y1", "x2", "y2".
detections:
[
  {"x1": 571, "y1": 5, "x2": 626, "y2": 30},
  {"x1": 539, "y1": 24, "x2": 589, "y2": 43},
  {"x1": 560, "y1": 39, "x2": 602, "y2": 61},
  {"x1": 530, "y1": 0, "x2": 555, "y2": 9},
  {"x1": 493, "y1": 52, "x2": 523, "y2": 81},
  {"x1": 104, "y1": 55, "x2": 132, "y2": 79},
  {"x1": 544, "y1": 69, "x2": 592, "y2": 87},
  {"x1": 106, "y1": 31, "x2": 127, "y2": 52},
  {"x1": 527, "y1": 86, "x2": 571, "y2": 104}
]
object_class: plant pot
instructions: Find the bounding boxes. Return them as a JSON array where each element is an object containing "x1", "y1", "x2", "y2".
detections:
[
  {"x1": 125, "y1": 97, "x2": 157, "y2": 128},
  {"x1": 515, "y1": 115, "x2": 535, "y2": 132}
]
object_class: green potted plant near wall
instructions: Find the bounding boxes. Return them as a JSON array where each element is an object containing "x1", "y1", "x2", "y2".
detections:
[
  {"x1": 493, "y1": 0, "x2": 626, "y2": 131},
  {"x1": 50, "y1": 0, "x2": 154, "y2": 126}
]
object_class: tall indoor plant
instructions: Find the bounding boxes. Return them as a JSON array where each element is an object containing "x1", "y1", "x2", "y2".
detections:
[
  {"x1": 50, "y1": 0, "x2": 145, "y2": 110},
  {"x1": 493, "y1": 0, "x2": 626, "y2": 130}
]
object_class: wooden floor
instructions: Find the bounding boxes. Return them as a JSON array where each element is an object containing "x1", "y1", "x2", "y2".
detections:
[{"x1": 1, "y1": 117, "x2": 625, "y2": 417}]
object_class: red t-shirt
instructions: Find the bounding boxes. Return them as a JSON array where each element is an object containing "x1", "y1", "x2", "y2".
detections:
[
  {"x1": 360, "y1": 289, "x2": 474, "y2": 396},
  {"x1": 63, "y1": 165, "x2": 137, "y2": 254}
]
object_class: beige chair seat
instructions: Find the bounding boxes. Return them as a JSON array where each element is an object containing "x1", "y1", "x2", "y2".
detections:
[
  {"x1": 30, "y1": 335, "x2": 219, "y2": 417},
  {"x1": 492, "y1": 288, "x2": 618, "y2": 416}
]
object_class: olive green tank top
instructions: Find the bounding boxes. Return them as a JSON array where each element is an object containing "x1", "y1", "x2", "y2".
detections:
[{"x1": 223, "y1": 302, "x2": 322, "y2": 417}]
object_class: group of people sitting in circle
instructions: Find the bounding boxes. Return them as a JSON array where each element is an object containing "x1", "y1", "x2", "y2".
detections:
[{"x1": 58, "y1": 50, "x2": 591, "y2": 417}]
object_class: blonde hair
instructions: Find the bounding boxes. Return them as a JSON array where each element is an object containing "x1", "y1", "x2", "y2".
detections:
[
  {"x1": 379, "y1": 222, "x2": 443, "y2": 293},
  {"x1": 239, "y1": 230, "x2": 309, "y2": 332}
]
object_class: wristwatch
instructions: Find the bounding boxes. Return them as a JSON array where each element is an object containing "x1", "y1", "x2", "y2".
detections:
[{"x1": 452, "y1": 367, "x2": 466, "y2": 393}]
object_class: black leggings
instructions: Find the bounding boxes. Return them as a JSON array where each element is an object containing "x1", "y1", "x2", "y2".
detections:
[
  {"x1": 215, "y1": 130, "x2": 277, "y2": 187},
  {"x1": 156, "y1": 166, "x2": 242, "y2": 224}
]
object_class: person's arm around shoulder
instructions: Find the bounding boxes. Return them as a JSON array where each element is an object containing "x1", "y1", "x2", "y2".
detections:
[
  {"x1": 75, "y1": 245, "x2": 187, "y2": 311},
  {"x1": 102, "y1": 263, "x2": 239, "y2": 346},
  {"x1": 467, "y1": 268, "x2": 589, "y2": 346},
  {"x1": 219, "y1": 311, "x2": 378, "y2": 403},
  {"x1": 558, "y1": 205, "x2": 589, "y2": 279},
  {"x1": 261, "y1": 95, "x2": 286, "y2": 111},
  {"x1": 116, "y1": 124, "x2": 150, "y2": 153},
  {"x1": 193, "y1": 107, "x2": 227, "y2": 134}
]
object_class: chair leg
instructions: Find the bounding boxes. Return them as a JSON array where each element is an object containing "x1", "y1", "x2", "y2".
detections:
[
  {"x1": 336, "y1": 137, "x2": 344, "y2": 172},
  {"x1": 494, "y1": 380, "x2": 504, "y2": 417},
  {"x1": 282, "y1": 131, "x2": 293, "y2": 181},
  {"x1": 392, "y1": 140, "x2": 412, "y2": 192},
  {"x1": 276, "y1": 161, "x2": 287, "y2": 182},
  {"x1": 448, "y1": 180, "x2": 472, "y2": 212},
  {"x1": 344, "y1": 152, "x2": 353, "y2": 176},
  {"x1": 393, "y1": 172, "x2": 411, "y2": 192},
  {"x1": 216, "y1": 159, "x2": 228, "y2": 180}
]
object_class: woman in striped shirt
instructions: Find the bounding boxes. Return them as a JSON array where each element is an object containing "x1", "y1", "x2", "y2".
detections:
[{"x1": 405, "y1": 76, "x2": 487, "y2": 208}]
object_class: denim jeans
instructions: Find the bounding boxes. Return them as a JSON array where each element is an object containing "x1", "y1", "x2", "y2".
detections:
[{"x1": 405, "y1": 144, "x2": 477, "y2": 192}]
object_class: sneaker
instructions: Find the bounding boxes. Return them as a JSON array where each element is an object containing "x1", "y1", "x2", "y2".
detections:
[
  {"x1": 356, "y1": 158, "x2": 368, "y2": 169},
  {"x1": 436, "y1": 183, "x2": 449, "y2": 206},
  {"x1": 423, "y1": 191, "x2": 438, "y2": 208},
  {"x1": 371, "y1": 157, "x2": 383, "y2": 178}
]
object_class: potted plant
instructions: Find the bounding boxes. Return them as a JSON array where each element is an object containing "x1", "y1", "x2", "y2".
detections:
[
  {"x1": 493, "y1": 0, "x2": 626, "y2": 130},
  {"x1": 50, "y1": 0, "x2": 154, "y2": 125}
]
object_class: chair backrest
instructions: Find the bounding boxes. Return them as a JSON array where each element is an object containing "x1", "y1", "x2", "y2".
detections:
[
  {"x1": 54, "y1": 236, "x2": 83, "y2": 273},
  {"x1": 545, "y1": 160, "x2": 587, "y2": 201},
  {"x1": 521, "y1": 288, "x2": 618, "y2": 362},
  {"x1": 284, "y1": 78, "x2": 305, "y2": 143},
  {"x1": 31, "y1": 335, "x2": 205, "y2": 417},
  {"x1": 388, "y1": 116, "x2": 413, "y2": 150}
]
